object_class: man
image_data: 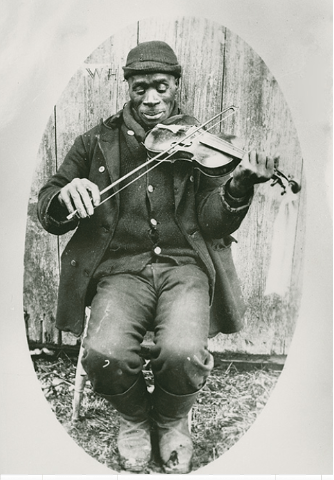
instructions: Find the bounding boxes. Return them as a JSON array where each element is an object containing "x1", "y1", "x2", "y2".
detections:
[{"x1": 38, "y1": 41, "x2": 275, "y2": 473}]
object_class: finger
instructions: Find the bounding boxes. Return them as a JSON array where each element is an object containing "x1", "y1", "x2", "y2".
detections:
[
  {"x1": 241, "y1": 150, "x2": 250, "y2": 168},
  {"x1": 256, "y1": 151, "x2": 267, "y2": 166},
  {"x1": 273, "y1": 153, "x2": 280, "y2": 169},
  {"x1": 66, "y1": 179, "x2": 92, "y2": 218},
  {"x1": 265, "y1": 155, "x2": 274, "y2": 168},
  {"x1": 248, "y1": 150, "x2": 257, "y2": 165},
  {"x1": 84, "y1": 179, "x2": 100, "y2": 207},
  {"x1": 74, "y1": 181, "x2": 95, "y2": 216},
  {"x1": 265, "y1": 156, "x2": 275, "y2": 177},
  {"x1": 68, "y1": 187, "x2": 88, "y2": 218},
  {"x1": 59, "y1": 188, "x2": 76, "y2": 215}
]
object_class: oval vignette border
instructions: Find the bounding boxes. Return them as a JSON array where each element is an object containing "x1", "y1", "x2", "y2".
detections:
[{"x1": 0, "y1": 0, "x2": 332, "y2": 473}]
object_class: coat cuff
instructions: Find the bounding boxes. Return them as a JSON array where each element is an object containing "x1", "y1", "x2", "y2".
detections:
[
  {"x1": 43, "y1": 191, "x2": 78, "y2": 230},
  {"x1": 220, "y1": 178, "x2": 254, "y2": 212}
]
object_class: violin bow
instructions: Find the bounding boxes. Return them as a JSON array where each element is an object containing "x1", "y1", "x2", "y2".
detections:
[{"x1": 66, "y1": 105, "x2": 239, "y2": 220}]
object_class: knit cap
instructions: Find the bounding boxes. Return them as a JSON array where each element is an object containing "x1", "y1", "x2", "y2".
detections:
[{"x1": 123, "y1": 41, "x2": 182, "y2": 79}]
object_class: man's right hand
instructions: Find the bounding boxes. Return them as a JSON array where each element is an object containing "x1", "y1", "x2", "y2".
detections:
[{"x1": 58, "y1": 178, "x2": 100, "y2": 218}]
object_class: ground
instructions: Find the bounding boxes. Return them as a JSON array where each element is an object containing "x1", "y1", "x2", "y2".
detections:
[{"x1": 33, "y1": 352, "x2": 281, "y2": 473}]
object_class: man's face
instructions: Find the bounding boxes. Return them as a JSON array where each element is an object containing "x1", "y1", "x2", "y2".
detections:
[{"x1": 128, "y1": 73, "x2": 179, "y2": 128}]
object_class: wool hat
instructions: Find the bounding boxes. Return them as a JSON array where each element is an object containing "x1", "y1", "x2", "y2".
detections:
[{"x1": 123, "y1": 41, "x2": 182, "y2": 79}]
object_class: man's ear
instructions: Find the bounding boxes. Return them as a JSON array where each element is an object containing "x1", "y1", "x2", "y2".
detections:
[{"x1": 175, "y1": 77, "x2": 180, "y2": 90}]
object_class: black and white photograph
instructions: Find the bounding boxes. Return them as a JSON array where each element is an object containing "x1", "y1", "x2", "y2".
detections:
[{"x1": 0, "y1": 0, "x2": 332, "y2": 476}]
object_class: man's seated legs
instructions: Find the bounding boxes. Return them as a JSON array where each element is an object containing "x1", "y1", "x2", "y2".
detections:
[{"x1": 81, "y1": 264, "x2": 213, "y2": 472}]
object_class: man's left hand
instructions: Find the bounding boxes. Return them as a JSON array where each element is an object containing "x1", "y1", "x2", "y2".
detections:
[{"x1": 229, "y1": 150, "x2": 279, "y2": 198}]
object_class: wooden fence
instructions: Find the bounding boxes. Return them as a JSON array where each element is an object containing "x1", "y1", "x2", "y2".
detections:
[{"x1": 24, "y1": 17, "x2": 306, "y2": 355}]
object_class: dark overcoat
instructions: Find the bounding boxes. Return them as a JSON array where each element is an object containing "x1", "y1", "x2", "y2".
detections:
[{"x1": 37, "y1": 111, "x2": 253, "y2": 338}]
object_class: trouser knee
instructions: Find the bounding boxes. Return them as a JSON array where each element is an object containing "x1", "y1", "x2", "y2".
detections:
[
  {"x1": 81, "y1": 344, "x2": 143, "y2": 395},
  {"x1": 151, "y1": 343, "x2": 214, "y2": 395}
]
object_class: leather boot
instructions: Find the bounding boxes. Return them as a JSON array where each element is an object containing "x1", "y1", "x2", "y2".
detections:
[
  {"x1": 101, "y1": 374, "x2": 152, "y2": 472},
  {"x1": 152, "y1": 382, "x2": 199, "y2": 474}
]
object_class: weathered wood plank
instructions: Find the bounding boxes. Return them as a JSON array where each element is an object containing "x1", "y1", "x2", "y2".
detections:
[{"x1": 24, "y1": 114, "x2": 60, "y2": 343}]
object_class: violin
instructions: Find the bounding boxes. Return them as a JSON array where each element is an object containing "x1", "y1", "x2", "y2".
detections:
[
  {"x1": 66, "y1": 106, "x2": 301, "y2": 220},
  {"x1": 144, "y1": 121, "x2": 301, "y2": 194}
]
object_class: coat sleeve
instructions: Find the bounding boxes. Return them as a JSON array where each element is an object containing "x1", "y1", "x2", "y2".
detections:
[
  {"x1": 37, "y1": 134, "x2": 91, "y2": 235},
  {"x1": 196, "y1": 174, "x2": 254, "y2": 239}
]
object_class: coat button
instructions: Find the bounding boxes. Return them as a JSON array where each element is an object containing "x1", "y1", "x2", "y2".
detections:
[
  {"x1": 189, "y1": 175, "x2": 194, "y2": 183},
  {"x1": 70, "y1": 260, "x2": 77, "y2": 267},
  {"x1": 127, "y1": 130, "x2": 135, "y2": 136},
  {"x1": 99, "y1": 166, "x2": 105, "y2": 173},
  {"x1": 150, "y1": 218, "x2": 157, "y2": 227},
  {"x1": 154, "y1": 246, "x2": 161, "y2": 255},
  {"x1": 148, "y1": 185, "x2": 154, "y2": 193}
]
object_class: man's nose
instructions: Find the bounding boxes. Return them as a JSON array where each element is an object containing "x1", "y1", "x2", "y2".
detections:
[{"x1": 143, "y1": 89, "x2": 160, "y2": 106}]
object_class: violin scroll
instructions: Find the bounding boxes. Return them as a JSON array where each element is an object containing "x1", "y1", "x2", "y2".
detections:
[{"x1": 271, "y1": 168, "x2": 302, "y2": 195}]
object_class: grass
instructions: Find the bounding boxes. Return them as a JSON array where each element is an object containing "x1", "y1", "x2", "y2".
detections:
[{"x1": 33, "y1": 353, "x2": 281, "y2": 473}]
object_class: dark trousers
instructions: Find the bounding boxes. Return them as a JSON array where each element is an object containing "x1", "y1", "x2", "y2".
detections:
[{"x1": 82, "y1": 263, "x2": 213, "y2": 396}]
